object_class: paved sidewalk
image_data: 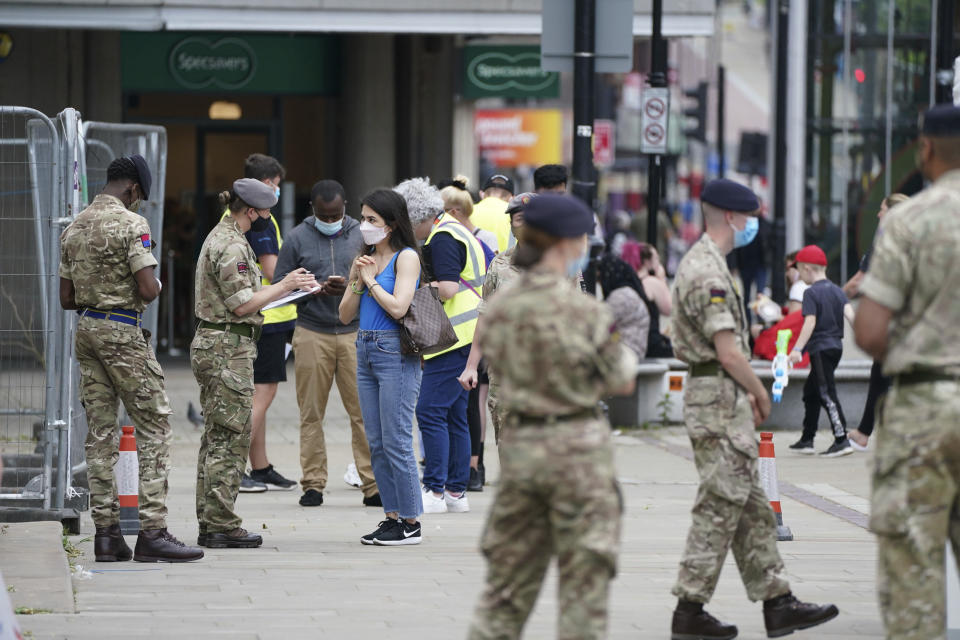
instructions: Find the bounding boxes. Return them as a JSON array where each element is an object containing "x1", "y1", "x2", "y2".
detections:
[{"x1": 15, "y1": 358, "x2": 882, "y2": 639}]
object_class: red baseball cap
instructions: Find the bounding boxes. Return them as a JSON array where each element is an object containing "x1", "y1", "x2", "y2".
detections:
[{"x1": 795, "y1": 245, "x2": 827, "y2": 266}]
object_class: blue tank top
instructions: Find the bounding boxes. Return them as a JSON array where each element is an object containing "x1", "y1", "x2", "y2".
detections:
[{"x1": 359, "y1": 248, "x2": 420, "y2": 331}]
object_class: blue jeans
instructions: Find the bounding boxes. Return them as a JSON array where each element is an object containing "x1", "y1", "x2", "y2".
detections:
[
  {"x1": 355, "y1": 330, "x2": 423, "y2": 519},
  {"x1": 416, "y1": 347, "x2": 471, "y2": 494}
]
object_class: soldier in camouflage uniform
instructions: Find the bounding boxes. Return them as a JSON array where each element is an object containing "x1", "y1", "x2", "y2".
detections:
[
  {"x1": 459, "y1": 192, "x2": 536, "y2": 445},
  {"x1": 192, "y1": 179, "x2": 315, "y2": 549},
  {"x1": 467, "y1": 195, "x2": 637, "y2": 640},
  {"x1": 670, "y1": 179, "x2": 837, "y2": 639},
  {"x1": 855, "y1": 104, "x2": 960, "y2": 640},
  {"x1": 59, "y1": 156, "x2": 202, "y2": 563}
]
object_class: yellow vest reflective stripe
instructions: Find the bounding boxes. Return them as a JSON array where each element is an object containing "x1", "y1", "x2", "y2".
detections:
[
  {"x1": 424, "y1": 215, "x2": 486, "y2": 360},
  {"x1": 220, "y1": 210, "x2": 297, "y2": 326}
]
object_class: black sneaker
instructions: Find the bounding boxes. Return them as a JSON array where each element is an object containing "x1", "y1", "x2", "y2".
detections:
[
  {"x1": 249, "y1": 465, "x2": 297, "y2": 491},
  {"x1": 788, "y1": 439, "x2": 815, "y2": 455},
  {"x1": 299, "y1": 489, "x2": 323, "y2": 506},
  {"x1": 820, "y1": 438, "x2": 854, "y2": 458},
  {"x1": 372, "y1": 519, "x2": 422, "y2": 546},
  {"x1": 360, "y1": 518, "x2": 398, "y2": 545},
  {"x1": 467, "y1": 467, "x2": 483, "y2": 492},
  {"x1": 239, "y1": 473, "x2": 267, "y2": 493},
  {"x1": 362, "y1": 493, "x2": 382, "y2": 507}
]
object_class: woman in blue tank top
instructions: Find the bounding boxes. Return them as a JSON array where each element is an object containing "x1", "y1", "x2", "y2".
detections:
[{"x1": 339, "y1": 189, "x2": 424, "y2": 546}]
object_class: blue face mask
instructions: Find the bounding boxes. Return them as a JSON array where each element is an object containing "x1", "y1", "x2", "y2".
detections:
[
  {"x1": 313, "y1": 216, "x2": 343, "y2": 236},
  {"x1": 274, "y1": 186, "x2": 281, "y2": 199},
  {"x1": 567, "y1": 252, "x2": 590, "y2": 278},
  {"x1": 731, "y1": 216, "x2": 759, "y2": 248}
]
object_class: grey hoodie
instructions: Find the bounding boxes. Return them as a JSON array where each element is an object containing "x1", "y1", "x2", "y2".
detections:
[{"x1": 274, "y1": 215, "x2": 363, "y2": 334}]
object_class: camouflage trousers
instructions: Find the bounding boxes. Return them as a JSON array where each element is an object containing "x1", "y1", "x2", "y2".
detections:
[
  {"x1": 673, "y1": 376, "x2": 790, "y2": 603},
  {"x1": 191, "y1": 328, "x2": 256, "y2": 534},
  {"x1": 75, "y1": 316, "x2": 172, "y2": 529},
  {"x1": 468, "y1": 419, "x2": 621, "y2": 640},
  {"x1": 487, "y1": 377, "x2": 503, "y2": 445},
  {"x1": 872, "y1": 380, "x2": 960, "y2": 640}
]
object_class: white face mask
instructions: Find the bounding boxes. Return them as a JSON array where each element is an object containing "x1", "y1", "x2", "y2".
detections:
[{"x1": 359, "y1": 220, "x2": 388, "y2": 245}]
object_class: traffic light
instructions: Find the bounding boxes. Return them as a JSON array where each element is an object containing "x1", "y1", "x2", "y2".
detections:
[{"x1": 682, "y1": 81, "x2": 708, "y2": 143}]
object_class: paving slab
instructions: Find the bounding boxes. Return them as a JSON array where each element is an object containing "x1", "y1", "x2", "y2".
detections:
[{"x1": 1, "y1": 520, "x2": 74, "y2": 615}]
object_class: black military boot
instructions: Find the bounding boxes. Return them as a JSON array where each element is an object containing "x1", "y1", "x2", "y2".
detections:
[
  {"x1": 94, "y1": 524, "x2": 132, "y2": 562},
  {"x1": 671, "y1": 599, "x2": 738, "y2": 640},
  {"x1": 204, "y1": 528, "x2": 262, "y2": 549},
  {"x1": 133, "y1": 528, "x2": 204, "y2": 562},
  {"x1": 763, "y1": 592, "x2": 838, "y2": 637}
]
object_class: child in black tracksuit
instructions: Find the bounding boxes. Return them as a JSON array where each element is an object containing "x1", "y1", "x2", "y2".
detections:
[{"x1": 786, "y1": 245, "x2": 856, "y2": 457}]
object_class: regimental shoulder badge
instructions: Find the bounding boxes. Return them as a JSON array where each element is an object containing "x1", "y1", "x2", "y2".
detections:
[
  {"x1": 709, "y1": 288, "x2": 726, "y2": 304},
  {"x1": 140, "y1": 233, "x2": 151, "y2": 249},
  {"x1": 237, "y1": 261, "x2": 248, "y2": 274}
]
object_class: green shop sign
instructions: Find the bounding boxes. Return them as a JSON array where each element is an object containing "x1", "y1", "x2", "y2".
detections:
[
  {"x1": 121, "y1": 32, "x2": 339, "y2": 95},
  {"x1": 462, "y1": 45, "x2": 559, "y2": 100}
]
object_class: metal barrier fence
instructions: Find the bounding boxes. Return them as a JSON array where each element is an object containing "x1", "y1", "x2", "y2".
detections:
[{"x1": 0, "y1": 106, "x2": 167, "y2": 528}]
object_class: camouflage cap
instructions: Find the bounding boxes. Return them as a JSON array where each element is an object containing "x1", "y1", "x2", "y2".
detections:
[{"x1": 233, "y1": 178, "x2": 278, "y2": 210}]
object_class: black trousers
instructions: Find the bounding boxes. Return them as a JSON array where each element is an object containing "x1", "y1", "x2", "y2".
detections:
[
  {"x1": 801, "y1": 349, "x2": 847, "y2": 441},
  {"x1": 467, "y1": 384, "x2": 482, "y2": 457},
  {"x1": 856, "y1": 360, "x2": 892, "y2": 436}
]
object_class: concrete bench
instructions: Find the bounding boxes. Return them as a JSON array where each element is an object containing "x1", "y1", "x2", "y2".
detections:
[{"x1": 607, "y1": 358, "x2": 874, "y2": 430}]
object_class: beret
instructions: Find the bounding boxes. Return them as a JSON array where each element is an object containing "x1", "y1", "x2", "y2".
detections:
[
  {"x1": 701, "y1": 178, "x2": 760, "y2": 215},
  {"x1": 482, "y1": 173, "x2": 515, "y2": 195},
  {"x1": 505, "y1": 192, "x2": 537, "y2": 215},
  {"x1": 129, "y1": 154, "x2": 152, "y2": 201},
  {"x1": 921, "y1": 104, "x2": 960, "y2": 136},
  {"x1": 795, "y1": 244, "x2": 827, "y2": 267},
  {"x1": 233, "y1": 178, "x2": 278, "y2": 210},
  {"x1": 522, "y1": 194, "x2": 594, "y2": 237}
]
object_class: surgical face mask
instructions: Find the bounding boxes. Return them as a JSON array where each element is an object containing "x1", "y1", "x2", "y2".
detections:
[
  {"x1": 359, "y1": 220, "x2": 388, "y2": 245},
  {"x1": 249, "y1": 212, "x2": 271, "y2": 232},
  {"x1": 730, "y1": 216, "x2": 759, "y2": 248},
  {"x1": 274, "y1": 186, "x2": 281, "y2": 199},
  {"x1": 313, "y1": 216, "x2": 343, "y2": 236},
  {"x1": 566, "y1": 250, "x2": 589, "y2": 278}
]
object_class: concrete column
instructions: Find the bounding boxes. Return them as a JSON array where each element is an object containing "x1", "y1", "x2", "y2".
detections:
[
  {"x1": 337, "y1": 34, "x2": 396, "y2": 205},
  {"x1": 452, "y1": 101, "x2": 477, "y2": 187}
]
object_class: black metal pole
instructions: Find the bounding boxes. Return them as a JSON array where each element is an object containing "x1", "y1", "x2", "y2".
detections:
[
  {"x1": 647, "y1": 0, "x2": 666, "y2": 247},
  {"x1": 771, "y1": 0, "x2": 789, "y2": 304},
  {"x1": 572, "y1": 0, "x2": 596, "y2": 210},
  {"x1": 717, "y1": 64, "x2": 726, "y2": 177},
  {"x1": 936, "y1": 0, "x2": 955, "y2": 104}
]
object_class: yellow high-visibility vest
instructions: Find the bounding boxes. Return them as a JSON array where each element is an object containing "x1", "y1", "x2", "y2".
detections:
[
  {"x1": 424, "y1": 214, "x2": 487, "y2": 360},
  {"x1": 220, "y1": 210, "x2": 297, "y2": 326}
]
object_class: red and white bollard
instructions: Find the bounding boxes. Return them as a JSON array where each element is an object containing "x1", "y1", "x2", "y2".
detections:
[
  {"x1": 115, "y1": 425, "x2": 140, "y2": 535},
  {"x1": 758, "y1": 432, "x2": 793, "y2": 541}
]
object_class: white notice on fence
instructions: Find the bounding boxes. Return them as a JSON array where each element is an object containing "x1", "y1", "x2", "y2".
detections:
[{"x1": 262, "y1": 287, "x2": 321, "y2": 311}]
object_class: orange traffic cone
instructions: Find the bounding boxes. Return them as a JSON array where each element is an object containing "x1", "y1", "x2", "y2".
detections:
[
  {"x1": 759, "y1": 432, "x2": 793, "y2": 541},
  {"x1": 115, "y1": 425, "x2": 140, "y2": 535}
]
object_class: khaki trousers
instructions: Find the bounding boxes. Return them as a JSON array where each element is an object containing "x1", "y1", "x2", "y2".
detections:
[{"x1": 292, "y1": 326, "x2": 376, "y2": 497}]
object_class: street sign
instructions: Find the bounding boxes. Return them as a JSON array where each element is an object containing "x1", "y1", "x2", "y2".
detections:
[
  {"x1": 541, "y1": 0, "x2": 633, "y2": 73},
  {"x1": 593, "y1": 119, "x2": 615, "y2": 167},
  {"x1": 462, "y1": 45, "x2": 559, "y2": 99},
  {"x1": 640, "y1": 87, "x2": 669, "y2": 154}
]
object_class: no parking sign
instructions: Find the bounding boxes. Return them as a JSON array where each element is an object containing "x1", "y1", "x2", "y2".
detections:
[{"x1": 640, "y1": 87, "x2": 669, "y2": 155}]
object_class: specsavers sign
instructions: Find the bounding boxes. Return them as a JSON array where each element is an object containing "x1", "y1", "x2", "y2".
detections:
[
  {"x1": 462, "y1": 45, "x2": 559, "y2": 99},
  {"x1": 121, "y1": 32, "x2": 339, "y2": 95}
]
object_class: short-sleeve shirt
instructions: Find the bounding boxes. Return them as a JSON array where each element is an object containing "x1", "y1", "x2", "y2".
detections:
[
  {"x1": 800, "y1": 279, "x2": 847, "y2": 354},
  {"x1": 860, "y1": 169, "x2": 960, "y2": 376},
  {"x1": 59, "y1": 194, "x2": 158, "y2": 312},
  {"x1": 430, "y1": 232, "x2": 467, "y2": 282},
  {"x1": 480, "y1": 270, "x2": 637, "y2": 416},
  {"x1": 671, "y1": 234, "x2": 750, "y2": 364},
  {"x1": 194, "y1": 218, "x2": 263, "y2": 325}
]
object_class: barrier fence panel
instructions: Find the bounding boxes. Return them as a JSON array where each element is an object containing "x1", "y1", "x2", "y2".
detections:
[{"x1": 0, "y1": 107, "x2": 62, "y2": 510}]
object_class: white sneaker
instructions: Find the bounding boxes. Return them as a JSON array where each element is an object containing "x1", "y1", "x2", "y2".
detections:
[
  {"x1": 444, "y1": 491, "x2": 470, "y2": 513},
  {"x1": 344, "y1": 463, "x2": 361, "y2": 488},
  {"x1": 421, "y1": 486, "x2": 448, "y2": 514},
  {"x1": 849, "y1": 439, "x2": 869, "y2": 452}
]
